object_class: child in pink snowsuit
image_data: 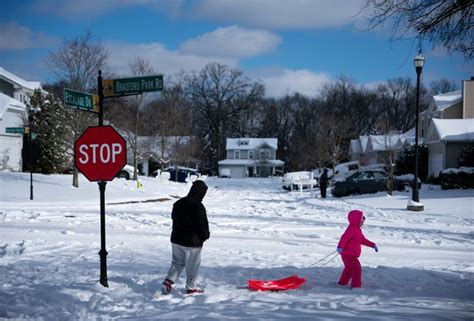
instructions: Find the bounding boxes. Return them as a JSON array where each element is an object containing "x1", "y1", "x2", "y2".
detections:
[{"x1": 337, "y1": 210, "x2": 378, "y2": 288}]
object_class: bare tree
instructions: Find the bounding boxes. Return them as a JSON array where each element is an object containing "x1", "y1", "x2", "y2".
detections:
[
  {"x1": 318, "y1": 77, "x2": 360, "y2": 169},
  {"x1": 362, "y1": 0, "x2": 474, "y2": 60},
  {"x1": 47, "y1": 30, "x2": 108, "y2": 187},
  {"x1": 184, "y1": 63, "x2": 264, "y2": 174},
  {"x1": 143, "y1": 79, "x2": 195, "y2": 170},
  {"x1": 107, "y1": 57, "x2": 155, "y2": 180},
  {"x1": 430, "y1": 78, "x2": 458, "y2": 94}
]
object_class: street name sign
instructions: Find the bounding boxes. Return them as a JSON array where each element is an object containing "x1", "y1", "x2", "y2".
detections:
[
  {"x1": 74, "y1": 126, "x2": 127, "y2": 181},
  {"x1": 64, "y1": 88, "x2": 99, "y2": 112},
  {"x1": 5, "y1": 127, "x2": 24, "y2": 134},
  {"x1": 102, "y1": 75, "x2": 163, "y2": 97}
]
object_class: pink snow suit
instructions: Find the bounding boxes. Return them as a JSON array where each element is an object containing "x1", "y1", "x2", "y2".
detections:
[{"x1": 337, "y1": 210, "x2": 375, "y2": 288}]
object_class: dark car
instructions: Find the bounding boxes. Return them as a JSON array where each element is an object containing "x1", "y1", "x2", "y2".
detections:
[
  {"x1": 162, "y1": 166, "x2": 200, "y2": 183},
  {"x1": 331, "y1": 169, "x2": 421, "y2": 197}
]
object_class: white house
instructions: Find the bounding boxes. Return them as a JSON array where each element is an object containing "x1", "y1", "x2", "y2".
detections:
[
  {"x1": 0, "y1": 67, "x2": 43, "y2": 171},
  {"x1": 423, "y1": 79, "x2": 474, "y2": 176},
  {"x1": 218, "y1": 138, "x2": 284, "y2": 178},
  {"x1": 351, "y1": 78, "x2": 474, "y2": 177},
  {"x1": 424, "y1": 119, "x2": 474, "y2": 176},
  {"x1": 350, "y1": 133, "x2": 410, "y2": 165}
]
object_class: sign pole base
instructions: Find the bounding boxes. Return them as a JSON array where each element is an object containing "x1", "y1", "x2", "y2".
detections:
[{"x1": 98, "y1": 181, "x2": 108, "y2": 287}]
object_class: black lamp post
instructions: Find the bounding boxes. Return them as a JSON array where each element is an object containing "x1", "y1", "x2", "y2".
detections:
[
  {"x1": 408, "y1": 53, "x2": 424, "y2": 211},
  {"x1": 27, "y1": 105, "x2": 39, "y2": 200}
]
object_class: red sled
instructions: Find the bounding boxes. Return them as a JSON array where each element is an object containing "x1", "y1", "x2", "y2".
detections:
[{"x1": 248, "y1": 275, "x2": 306, "y2": 291}]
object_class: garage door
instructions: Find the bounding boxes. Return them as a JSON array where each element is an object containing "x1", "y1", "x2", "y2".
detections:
[{"x1": 429, "y1": 154, "x2": 443, "y2": 177}]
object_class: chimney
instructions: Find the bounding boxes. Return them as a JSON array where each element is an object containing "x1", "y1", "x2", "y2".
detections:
[{"x1": 463, "y1": 79, "x2": 474, "y2": 118}]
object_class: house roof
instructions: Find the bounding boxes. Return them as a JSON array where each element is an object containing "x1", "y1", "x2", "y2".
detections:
[
  {"x1": 432, "y1": 90, "x2": 462, "y2": 112},
  {"x1": 431, "y1": 118, "x2": 474, "y2": 141},
  {"x1": 218, "y1": 159, "x2": 284, "y2": 166},
  {"x1": 369, "y1": 134, "x2": 404, "y2": 151},
  {"x1": 0, "y1": 92, "x2": 26, "y2": 119},
  {"x1": 0, "y1": 66, "x2": 42, "y2": 91},
  {"x1": 226, "y1": 138, "x2": 278, "y2": 150}
]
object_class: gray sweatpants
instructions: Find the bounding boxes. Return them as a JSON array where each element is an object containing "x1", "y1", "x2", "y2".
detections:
[{"x1": 166, "y1": 243, "x2": 202, "y2": 290}]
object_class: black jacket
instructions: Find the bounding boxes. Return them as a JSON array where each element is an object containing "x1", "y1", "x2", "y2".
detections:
[
  {"x1": 319, "y1": 169, "x2": 328, "y2": 187},
  {"x1": 170, "y1": 181, "x2": 210, "y2": 247}
]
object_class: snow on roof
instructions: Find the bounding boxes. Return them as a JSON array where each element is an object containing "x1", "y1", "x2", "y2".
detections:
[
  {"x1": 370, "y1": 134, "x2": 404, "y2": 151},
  {"x1": 432, "y1": 118, "x2": 474, "y2": 141},
  {"x1": 226, "y1": 138, "x2": 278, "y2": 150},
  {"x1": 433, "y1": 90, "x2": 462, "y2": 112},
  {"x1": 0, "y1": 66, "x2": 42, "y2": 91},
  {"x1": 218, "y1": 159, "x2": 284, "y2": 166},
  {"x1": 0, "y1": 92, "x2": 26, "y2": 119},
  {"x1": 218, "y1": 159, "x2": 256, "y2": 166}
]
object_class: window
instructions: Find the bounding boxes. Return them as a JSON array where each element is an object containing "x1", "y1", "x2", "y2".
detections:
[
  {"x1": 372, "y1": 171, "x2": 387, "y2": 179},
  {"x1": 249, "y1": 151, "x2": 254, "y2": 159},
  {"x1": 260, "y1": 150, "x2": 270, "y2": 159},
  {"x1": 234, "y1": 150, "x2": 240, "y2": 159},
  {"x1": 239, "y1": 140, "x2": 249, "y2": 146}
]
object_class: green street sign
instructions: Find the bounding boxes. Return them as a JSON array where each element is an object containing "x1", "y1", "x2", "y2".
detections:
[
  {"x1": 102, "y1": 75, "x2": 163, "y2": 97},
  {"x1": 64, "y1": 88, "x2": 99, "y2": 112},
  {"x1": 5, "y1": 127, "x2": 24, "y2": 134}
]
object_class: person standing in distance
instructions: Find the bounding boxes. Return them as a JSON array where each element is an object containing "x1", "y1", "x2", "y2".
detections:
[
  {"x1": 319, "y1": 168, "x2": 329, "y2": 198},
  {"x1": 162, "y1": 180, "x2": 210, "y2": 295}
]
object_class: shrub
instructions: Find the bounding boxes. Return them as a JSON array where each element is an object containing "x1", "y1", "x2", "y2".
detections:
[
  {"x1": 458, "y1": 144, "x2": 474, "y2": 167},
  {"x1": 439, "y1": 167, "x2": 474, "y2": 190}
]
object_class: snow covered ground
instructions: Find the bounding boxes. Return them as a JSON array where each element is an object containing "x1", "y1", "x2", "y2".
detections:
[{"x1": 1, "y1": 171, "x2": 473, "y2": 320}]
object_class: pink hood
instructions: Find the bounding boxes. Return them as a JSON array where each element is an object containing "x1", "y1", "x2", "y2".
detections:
[
  {"x1": 347, "y1": 210, "x2": 363, "y2": 226},
  {"x1": 337, "y1": 210, "x2": 374, "y2": 257}
]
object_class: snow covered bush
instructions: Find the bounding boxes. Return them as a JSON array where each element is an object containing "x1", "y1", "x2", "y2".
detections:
[{"x1": 439, "y1": 167, "x2": 474, "y2": 190}]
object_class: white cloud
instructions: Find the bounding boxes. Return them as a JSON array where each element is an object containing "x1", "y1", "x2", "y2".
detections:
[
  {"x1": 180, "y1": 26, "x2": 281, "y2": 58},
  {"x1": 191, "y1": 0, "x2": 365, "y2": 29},
  {"x1": 0, "y1": 22, "x2": 58, "y2": 51},
  {"x1": 105, "y1": 41, "x2": 238, "y2": 77},
  {"x1": 253, "y1": 68, "x2": 331, "y2": 97}
]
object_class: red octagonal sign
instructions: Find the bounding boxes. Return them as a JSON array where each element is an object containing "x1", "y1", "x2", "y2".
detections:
[{"x1": 75, "y1": 126, "x2": 127, "y2": 181}]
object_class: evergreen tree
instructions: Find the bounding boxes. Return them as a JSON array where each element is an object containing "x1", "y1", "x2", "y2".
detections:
[
  {"x1": 394, "y1": 143, "x2": 429, "y2": 181},
  {"x1": 458, "y1": 144, "x2": 474, "y2": 167},
  {"x1": 28, "y1": 89, "x2": 72, "y2": 174}
]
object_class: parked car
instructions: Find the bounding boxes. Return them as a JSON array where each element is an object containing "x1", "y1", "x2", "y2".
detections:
[
  {"x1": 116, "y1": 165, "x2": 136, "y2": 180},
  {"x1": 162, "y1": 166, "x2": 200, "y2": 183},
  {"x1": 331, "y1": 169, "x2": 421, "y2": 197},
  {"x1": 334, "y1": 161, "x2": 360, "y2": 178},
  {"x1": 282, "y1": 171, "x2": 317, "y2": 191}
]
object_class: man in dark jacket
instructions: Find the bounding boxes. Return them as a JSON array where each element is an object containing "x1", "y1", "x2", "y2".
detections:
[
  {"x1": 319, "y1": 168, "x2": 328, "y2": 198},
  {"x1": 162, "y1": 180, "x2": 210, "y2": 295}
]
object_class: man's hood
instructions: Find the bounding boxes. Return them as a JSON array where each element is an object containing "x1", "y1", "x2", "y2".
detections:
[{"x1": 187, "y1": 180, "x2": 208, "y2": 201}]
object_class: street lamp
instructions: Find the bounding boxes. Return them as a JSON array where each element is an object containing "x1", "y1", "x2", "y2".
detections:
[
  {"x1": 408, "y1": 53, "x2": 424, "y2": 211},
  {"x1": 27, "y1": 103, "x2": 40, "y2": 200}
]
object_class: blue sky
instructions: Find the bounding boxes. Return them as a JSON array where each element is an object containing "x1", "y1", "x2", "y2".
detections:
[{"x1": 1, "y1": 0, "x2": 472, "y2": 97}]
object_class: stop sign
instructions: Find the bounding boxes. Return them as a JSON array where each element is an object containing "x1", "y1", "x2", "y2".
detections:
[{"x1": 75, "y1": 126, "x2": 127, "y2": 181}]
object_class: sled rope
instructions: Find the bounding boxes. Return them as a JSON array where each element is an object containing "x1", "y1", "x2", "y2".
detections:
[{"x1": 306, "y1": 251, "x2": 339, "y2": 268}]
